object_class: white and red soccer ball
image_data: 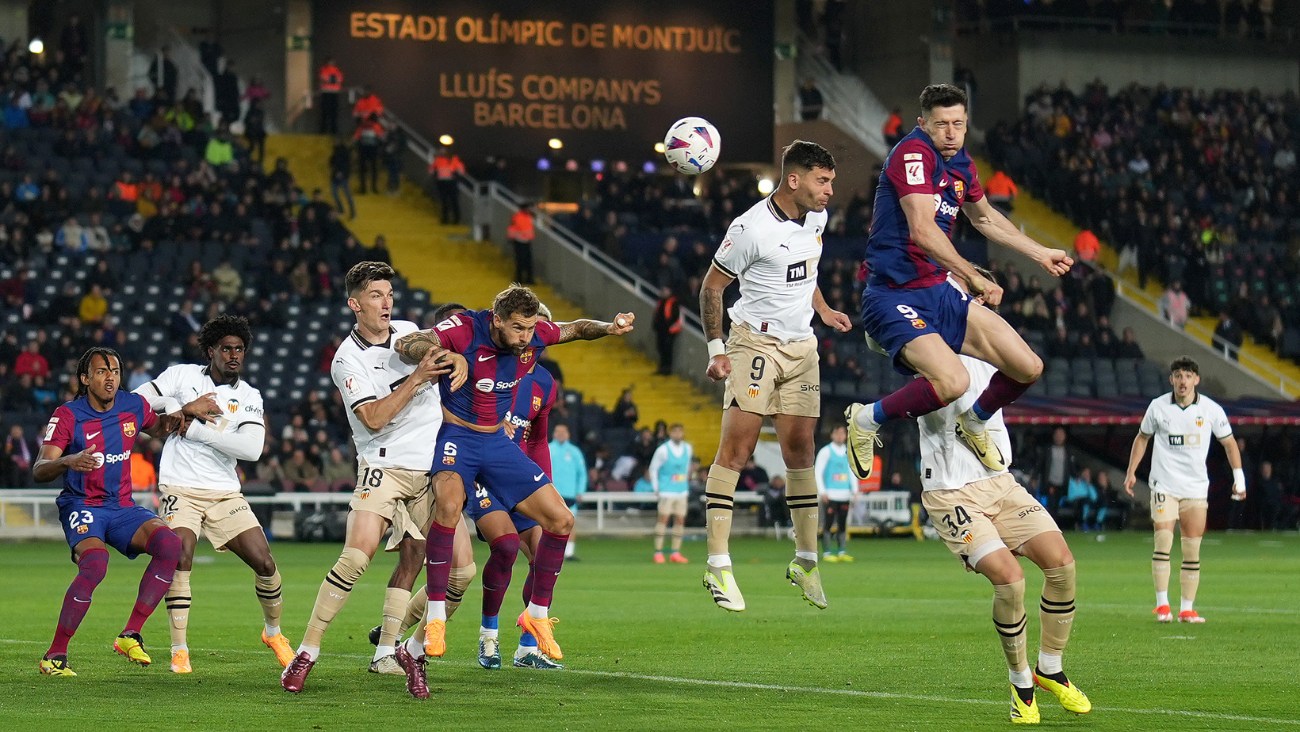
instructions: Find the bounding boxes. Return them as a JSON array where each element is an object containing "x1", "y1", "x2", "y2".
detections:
[{"x1": 663, "y1": 116, "x2": 721, "y2": 175}]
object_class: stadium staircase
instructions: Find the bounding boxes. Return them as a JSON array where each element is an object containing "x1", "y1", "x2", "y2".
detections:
[
  {"x1": 971, "y1": 158, "x2": 1300, "y2": 400},
  {"x1": 263, "y1": 135, "x2": 721, "y2": 459}
]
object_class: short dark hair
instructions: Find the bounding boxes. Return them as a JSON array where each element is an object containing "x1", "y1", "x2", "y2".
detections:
[
  {"x1": 1169, "y1": 356, "x2": 1199, "y2": 375},
  {"x1": 431, "y1": 302, "x2": 468, "y2": 324},
  {"x1": 781, "y1": 140, "x2": 835, "y2": 175},
  {"x1": 492, "y1": 284, "x2": 540, "y2": 320},
  {"x1": 920, "y1": 83, "x2": 968, "y2": 114},
  {"x1": 198, "y1": 314, "x2": 252, "y2": 356},
  {"x1": 75, "y1": 347, "x2": 121, "y2": 396},
  {"x1": 345, "y1": 261, "x2": 396, "y2": 297}
]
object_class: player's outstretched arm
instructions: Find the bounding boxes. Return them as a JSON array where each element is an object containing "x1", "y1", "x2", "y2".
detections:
[
  {"x1": 900, "y1": 193, "x2": 1002, "y2": 305},
  {"x1": 393, "y1": 329, "x2": 444, "y2": 364},
  {"x1": 1123, "y1": 432, "x2": 1152, "y2": 497},
  {"x1": 700, "y1": 264, "x2": 735, "y2": 381},
  {"x1": 554, "y1": 314, "x2": 634, "y2": 343},
  {"x1": 32, "y1": 444, "x2": 97, "y2": 483},
  {"x1": 961, "y1": 197, "x2": 1072, "y2": 277},
  {"x1": 185, "y1": 416, "x2": 267, "y2": 462}
]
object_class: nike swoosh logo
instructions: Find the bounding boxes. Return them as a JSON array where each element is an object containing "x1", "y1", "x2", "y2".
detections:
[
  {"x1": 73, "y1": 597, "x2": 90, "y2": 603},
  {"x1": 86, "y1": 431, "x2": 100, "y2": 439},
  {"x1": 430, "y1": 561, "x2": 448, "y2": 565},
  {"x1": 478, "y1": 354, "x2": 495, "y2": 362},
  {"x1": 533, "y1": 473, "x2": 545, "y2": 480},
  {"x1": 155, "y1": 575, "x2": 170, "y2": 582}
]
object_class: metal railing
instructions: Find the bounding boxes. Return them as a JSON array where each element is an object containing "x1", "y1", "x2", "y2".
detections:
[
  {"x1": 1012, "y1": 218, "x2": 1300, "y2": 398},
  {"x1": 794, "y1": 32, "x2": 890, "y2": 159},
  {"x1": 956, "y1": 16, "x2": 1294, "y2": 42}
]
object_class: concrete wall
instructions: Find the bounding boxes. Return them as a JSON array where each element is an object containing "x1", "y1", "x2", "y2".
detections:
[
  {"x1": 1016, "y1": 32, "x2": 1300, "y2": 101},
  {"x1": 0, "y1": 0, "x2": 26, "y2": 49},
  {"x1": 956, "y1": 30, "x2": 1300, "y2": 126},
  {"x1": 845, "y1": 1, "x2": 931, "y2": 120},
  {"x1": 774, "y1": 119, "x2": 882, "y2": 199}
]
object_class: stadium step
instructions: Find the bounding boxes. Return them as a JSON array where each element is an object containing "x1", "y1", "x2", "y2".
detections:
[
  {"x1": 973, "y1": 157, "x2": 1300, "y2": 399},
  {"x1": 263, "y1": 134, "x2": 721, "y2": 460}
]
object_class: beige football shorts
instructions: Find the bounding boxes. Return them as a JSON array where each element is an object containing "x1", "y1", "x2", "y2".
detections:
[
  {"x1": 349, "y1": 465, "x2": 433, "y2": 552},
  {"x1": 722, "y1": 323, "x2": 820, "y2": 418},
  {"x1": 922, "y1": 474, "x2": 1060, "y2": 568},
  {"x1": 159, "y1": 484, "x2": 262, "y2": 550},
  {"x1": 657, "y1": 492, "x2": 689, "y2": 516},
  {"x1": 1149, "y1": 492, "x2": 1208, "y2": 523}
]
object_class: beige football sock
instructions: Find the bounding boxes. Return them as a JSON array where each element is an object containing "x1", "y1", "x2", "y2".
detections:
[
  {"x1": 377, "y1": 587, "x2": 411, "y2": 648},
  {"x1": 301, "y1": 547, "x2": 368, "y2": 649},
  {"x1": 671, "y1": 519, "x2": 685, "y2": 552},
  {"x1": 401, "y1": 585, "x2": 427, "y2": 636},
  {"x1": 654, "y1": 521, "x2": 667, "y2": 552},
  {"x1": 165, "y1": 570, "x2": 192, "y2": 649},
  {"x1": 1152, "y1": 528, "x2": 1173, "y2": 596},
  {"x1": 993, "y1": 579, "x2": 1029, "y2": 674},
  {"x1": 1180, "y1": 536, "x2": 1202, "y2": 606},
  {"x1": 1038, "y1": 563, "x2": 1076, "y2": 656},
  {"x1": 705, "y1": 465, "x2": 740, "y2": 559},
  {"x1": 784, "y1": 467, "x2": 820, "y2": 556},
  {"x1": 446, "y1": 562, "x2": 476, "y2": 620},
  {"x1": 254, "y1": 571, "x2": 284, "y2": 631}
]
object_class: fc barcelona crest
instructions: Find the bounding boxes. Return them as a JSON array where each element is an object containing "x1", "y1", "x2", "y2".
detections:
[
  {"x1": 122, "y1": 420, "x2": 136, "y2": 438},
  {"x1": 532, "y1": 395, "x2": 542, "y2": 412},
  {"x1": 520, "y1": 350, "x2": 534, "y2": 364}
]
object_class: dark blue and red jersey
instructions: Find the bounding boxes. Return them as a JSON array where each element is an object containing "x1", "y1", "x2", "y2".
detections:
[
  {"x1": 507, "y1": 365, "x2": 559, "y2": 476},
  {"x1": 865, "y1": 126, "x2": 984, "y2": 288},
  {"x1": 434, "y1": 309, "x2": 561, "y2": 427},
  {"x1": 42, "y1": 392, "x2": 157, "y2": 507}
]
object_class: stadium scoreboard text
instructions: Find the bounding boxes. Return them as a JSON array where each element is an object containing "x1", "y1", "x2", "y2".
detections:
[{"x1": 315, "y1": 0, "x2": 774, "y2": 161}]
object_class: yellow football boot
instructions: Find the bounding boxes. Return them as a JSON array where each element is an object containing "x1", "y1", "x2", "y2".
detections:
[
  {"x1": 39, "y1": 656, "x2": 77, "y2": 677},
  {"x1": 113, "y1": 632, "x2": 152, "y2": 666},
  {"x1": 1010, "y1": 685, "x2": 1040, "y2": 724},
  {"x1": 1035, "y1": 670, "x2": 1092, "y2": 714}
]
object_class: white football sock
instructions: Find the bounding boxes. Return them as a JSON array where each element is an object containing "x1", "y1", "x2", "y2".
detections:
[
  {"x1": 264, "y1": 624, "x2": 280, "y2": 638},
  {"x1": 1181, "y1": 598, "x2": 1195, "y2": 613},
  {"x1": 526, "y1": 602, "x2": 549, "y2": 620},
  {"x1": 707, "y1": 554, "x2": 732, "y2": 569},
  {"x1": 297, "y1": 645, "x2": 320, "y2": 662},
  {"x1": 374, "y1": 645, "x2": 394, "y2": 661},
  {"x1": 1156, "y1": 590, "x2": 1169, "y2": 607},
  {"x1": 1037, "y1": 651, "x2": 1063, "y2": 675},
  {"x1": 171, "y1": 643, "x2": 188, "y2": 653},
  {"x1": 795, "y1": 551, "x2": 818, "y2": 562},
  {"x1": 1009, "y1": 667, "x2": 1033, "y2": 688},
  {"x1": 854, "y1": 404, "x2": 879, "y2": 431}
]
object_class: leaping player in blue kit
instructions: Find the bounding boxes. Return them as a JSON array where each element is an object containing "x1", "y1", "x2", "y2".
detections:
[
  {"x1": 846, "y1": 83, "x2": 1074, "y2": 483},
  {"x1": 393, "y1": 285, "x2": 633, "y2": 671},
  {"x1": 35, "y1": 347, "x2": 185, "y2": 676}
]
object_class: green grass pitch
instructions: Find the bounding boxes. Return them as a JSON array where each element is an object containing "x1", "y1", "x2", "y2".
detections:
[{"x1": 1, "y1": 532, "x2": 1297, "y2": 730}]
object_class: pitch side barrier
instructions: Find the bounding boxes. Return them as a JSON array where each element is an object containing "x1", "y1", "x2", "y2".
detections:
[{"x1": 0, "y1": 490, "x2": 768, "y2": 539}]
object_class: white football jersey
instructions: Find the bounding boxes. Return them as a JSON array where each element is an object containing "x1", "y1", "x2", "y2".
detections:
[
  {"x1": 1139, "y1": 392, "x2": 1232, "y2": 499},
  {"x1": 713, "y1": 195, "x2": 826, "y2": 342},
  {"x1": 918, "y1": 356, "x2": 1013, "y2": 492},
  {"x1": 147, "y1": 364, "x2": 264, "y2": 492},
  {"x1": 332, "y1": 319, "x2": 442, "y2": 470}
]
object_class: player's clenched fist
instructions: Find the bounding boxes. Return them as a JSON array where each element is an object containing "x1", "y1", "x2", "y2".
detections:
[
  {"x1": 968, "y1": 273, "x2": 1003, "y2": 307},
  {"x1": 1037, "y1": 248, "x2": 1074, "y2": 277},
  {"x1": 706, "y1": 354, "x2": 731, "y2": 382},
  {"x1": 64, "y1": 447, "x2": 99, "y2": 472},
  {"x1": 609, "y1": 313, "x2": 635, "y2": 335},
  {"x1": 183, "y1": 392, "x2": 220, "y2": 424}
]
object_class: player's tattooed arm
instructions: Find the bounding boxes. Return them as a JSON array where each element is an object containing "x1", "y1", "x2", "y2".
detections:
[
  {"x1": 554, "y1": 314, "x2": 634, "y2": 343},
  {"x1": 394, "y1": 329, "x2": 444, "y2": 364},
  {"x1": 700, "y1": 264, "x2": 735, "y2": 341}
]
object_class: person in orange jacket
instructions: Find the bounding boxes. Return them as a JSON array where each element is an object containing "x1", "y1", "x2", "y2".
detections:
[
  {"x1": 352, "y1": 86, "x2": 384, "y2": 124},
  {"x1": 318, "y1": 59, "x2": 343, "y2": 134},
  {"x1": 652, "y1": 286, "x2": 682, "y2": 375},
  {"x1": 428, "y1": 147, "x2": 466, "y2": 224},
  {"x1": 352, "y1": 113, "x2": 385, "y2": 194},
  {"x1": 507, "y1": 203, "x2": 536, "y2": 284},
  {"x1": 986, "y1": 169, "x2": 1019, "y2": 213}
]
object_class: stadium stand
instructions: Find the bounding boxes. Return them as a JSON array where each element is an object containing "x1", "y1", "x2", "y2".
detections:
[{"x1": 984, "y1": 82, "x2": 1300, "y2": 365}]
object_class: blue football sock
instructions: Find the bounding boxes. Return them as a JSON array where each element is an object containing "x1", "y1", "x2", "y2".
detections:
[
  {"x1": 481, "y1": 614, "x2": 498, "y2": 631},
  {"x1": 971, "y1": 402, "x2": 994, "y2": 421},
  {"x1": 872, "y1": 401, "x2": 887, "y2": 425},
  {"x1": 519, "y1": 629, "x2": 537, "y2": 648}
]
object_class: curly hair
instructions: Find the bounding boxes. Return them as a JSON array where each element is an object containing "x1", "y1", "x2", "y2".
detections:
[
  {"x1": 491, "y1": 284, "x2": 540, "y2": 320},
  {"x1": 198, "y1": 314, "x2": 253, "y2": 357},
  {"x1": 75, "y1": 347, "x2": 122, "y2": 397},
  {"x1": 1169, "y1": 356, "x2": 1199, "y2": 375}
]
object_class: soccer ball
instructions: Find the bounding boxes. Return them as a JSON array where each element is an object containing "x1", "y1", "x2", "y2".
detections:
[{"x1": 663, "y1": 117, "x2": 721, "y2": 175}]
